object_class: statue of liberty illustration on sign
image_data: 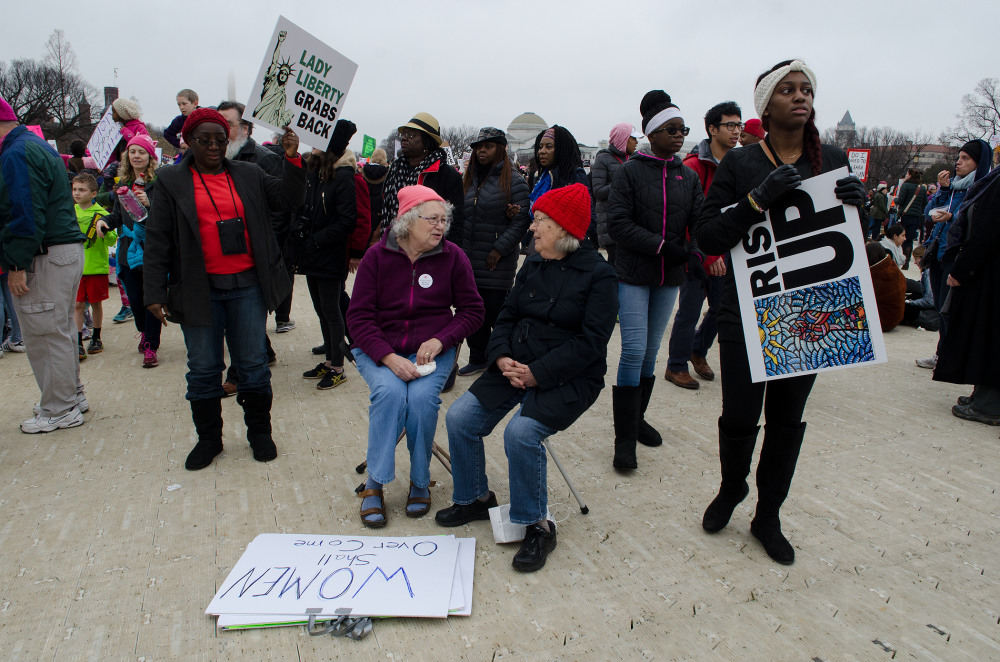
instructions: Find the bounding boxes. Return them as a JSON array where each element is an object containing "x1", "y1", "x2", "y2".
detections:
[{"x1": 252, "y1": 30, "x2": 295, "y2": 128}]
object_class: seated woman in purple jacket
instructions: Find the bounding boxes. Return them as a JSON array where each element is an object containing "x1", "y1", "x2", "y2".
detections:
[{"x1": 346, "y1": 185, "x2": 484, "y2": 528}]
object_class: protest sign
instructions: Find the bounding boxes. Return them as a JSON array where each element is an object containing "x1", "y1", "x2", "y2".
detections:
[
  {"x1": 87, "y1": 107, "x2": 123, "y2": 170},
  {"x1": 206, "y1": 533, "x2": 460, "y2": 620},
  {"x1": 443, "y1": 145, "x2": 456, "y2": 167},
  {"x1": 26, "y1": 125, "x2": 44, "y2": 139},
  {"x1": 244, "y1": 16, "x2": 358, "y2": 148},
  {"x1": 846, "y1": 148, "x2": 870, "y2": 181},
  {"x1": 729, "y1": 167, "x2": 886, "y2": 382},
  {"x1": 361, "y1": 134, "x2": 376, "y2": 158}
]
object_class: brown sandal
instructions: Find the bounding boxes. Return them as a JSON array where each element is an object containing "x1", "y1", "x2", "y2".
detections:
[
  {"x1": 405, "y1": 481, "x2": 432, "y2": 518},
  {"x1": 358, "y1": 488, "x2": 387, "y2": 528}
]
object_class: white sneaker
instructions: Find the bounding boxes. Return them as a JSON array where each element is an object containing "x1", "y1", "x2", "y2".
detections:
[
  {"x1": 1, "y1": 338, "x2": 25, "y2": 352},
  {"x1": 915, "y1": 355, "x2": 938, "y2": 369},
  {"x1": 21, "y1": 406, "x2": 84, "y2": 434},
  {"x1": 33, "y1": 392, "x2": 88, "y2": 416}
]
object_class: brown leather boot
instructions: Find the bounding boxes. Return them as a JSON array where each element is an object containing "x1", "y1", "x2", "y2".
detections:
[
  {"x1": 664, "y1": 368, "x2": 699, "y2": 390},
  {"x1": 690, "y1": 355, "x2": 715, "y2": 381}
]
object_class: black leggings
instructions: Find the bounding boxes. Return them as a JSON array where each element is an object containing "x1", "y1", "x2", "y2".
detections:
[
  {"x1": 718, "y1": 340, "x2": 815, "y2": 436},
  {"x1": 307, "y1": 275, "x2": 344, "y2": 366},
  {"x1": 118, "y1": 262, "x2": 161, "y2": 351}
]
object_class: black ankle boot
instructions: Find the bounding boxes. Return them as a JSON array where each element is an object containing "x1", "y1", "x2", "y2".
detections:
[
  {"x1": 237, "y1": 392, "x2": 277, "y2": 462},
  {"x1": 186, "y1": 398, "x2": 224, "y2": 470},
  {"x1": 637, "y1": 376, "x2": 662, "y2": 447},
  {"x1": 703, "y1": 422, "x2": 759, "y2": 533},
  {"x1": 612, "y1": 385, "x2": 641, "y2": 470},
  {"x1": 751, "y1": 422, "x2": 806, "y2": 565}
]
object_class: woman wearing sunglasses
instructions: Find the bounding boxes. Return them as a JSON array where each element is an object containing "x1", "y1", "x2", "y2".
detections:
[{"x1": 607, "y1": 90, "x2": 705, "y2": 471}]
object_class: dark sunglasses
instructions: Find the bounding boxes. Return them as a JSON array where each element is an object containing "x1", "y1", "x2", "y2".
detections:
[{"x1": 652, "y1": 125, "x2": 690, "y2": 137}]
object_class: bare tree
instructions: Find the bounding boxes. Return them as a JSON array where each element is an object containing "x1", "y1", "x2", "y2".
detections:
[
  {"x1": 822, "y1": 125, "x2": 931, "y2": 186},
  {"x1": 439, "y1": 124, "x2": 478, "y2": 161},
  {"x1": 945, "y1": 77, "x2": 1000, "y2": 143}
]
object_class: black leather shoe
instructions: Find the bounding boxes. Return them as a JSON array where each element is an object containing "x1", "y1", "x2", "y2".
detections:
[
  {"x1": 185, "y1": 439, "x2": 223, "y2": 471},
  {"x1": 435, "y1": 492, "x2": 497, "y2": 527},
  {"x1": 952, "y1": 403, "x2": 1000, "y2": 425},
  {"x1": 750, "y1": 517, "x2": 794, "y2": 565},
  {"x1": 956, "y1": 394, "x2": 973, "y2": 407},
  {"x1": 512, "y1": 521, "x2": 557, "y2": 572},
  {"x1": 312, "y1": 343, "x2": 327, "y2": 355}
]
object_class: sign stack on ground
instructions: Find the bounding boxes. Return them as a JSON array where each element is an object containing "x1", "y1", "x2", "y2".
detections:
[
  {"x1": 729, "y1": 167, "x2": 886, "y2": 382},
  {"x1": 207, "y1": 534, "x2": 476, "y2": 630}
]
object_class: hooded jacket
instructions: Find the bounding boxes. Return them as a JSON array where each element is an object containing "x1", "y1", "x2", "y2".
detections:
[
  {"x1": 591, "y1": 145, "x2": 628, "y2": 248},
  {"x1": 607, "y1": 149, "x2": 704, "y2": 287},
  {"x1": 76, "y1": 202, "x2": 117, "y2": 275},
  {"x1": 296, "y1": 151, "x2": 357, "y2": 280},
  {"x1": 461, "y1": 160, "x2": 531, "y2": 291}
]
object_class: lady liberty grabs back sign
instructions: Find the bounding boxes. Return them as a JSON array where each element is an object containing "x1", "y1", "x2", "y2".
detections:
[{"x1": 730, "y1": 167, "x2": 887, "y2": 382}]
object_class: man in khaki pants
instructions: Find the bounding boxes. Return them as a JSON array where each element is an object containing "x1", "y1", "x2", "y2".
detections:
[{"x1": 0, "y1": 96, "x2": 87, "y2": 433}]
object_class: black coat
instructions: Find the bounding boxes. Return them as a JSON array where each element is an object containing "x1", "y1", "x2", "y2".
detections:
[
  {"x1": 469, "y1": 244, "x2": 618, "y2": 431},
  {"x1": 296, "y1": 159, "x2": 357, "y2": 280},
  {"x1": 934, "y1": 173, "x2": 1000, "y2": 387},
  {"x1": 591, "y1": 146, "x2": 628, "y2": 248},
  {"x1": 607, "y1": 150, "x2": 703, "y2": 286},
  {"x1": 362, "y1": 163, "x2": 387, "y2": 243},
  {"x1": 694, "y1": 142, "x2": 849, "y2": 343},
  {"x1": 461, "y1": 162, "x2": 531, "y2": 291},
  {"x1": 144, "y1": 152, "x2": 306, "y2": 325},
  {"x1": 231, "y1": 137, "x2": 290, "y2": 239}
]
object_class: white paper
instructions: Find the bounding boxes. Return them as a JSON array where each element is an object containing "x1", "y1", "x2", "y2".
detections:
[
  {"x1": 86, "y1": 107, "x2": 123, "y2": 170},
  {"x1": 206, "y1": 533, "x2": 459, "y2": 619},
  {"x1": 729, "y1": 167, "x2": 886, "y2": 382},
  {"x1": 243, "y1": 16, "x2": 358, "y2": 150},
  {"x1": 449, "y1": 538, "x2": 476, "y2": 617}
]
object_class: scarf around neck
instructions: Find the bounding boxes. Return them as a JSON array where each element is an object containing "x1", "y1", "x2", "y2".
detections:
[{"x1": 381, "y1": 148, "x2": 446, "y2": 227}]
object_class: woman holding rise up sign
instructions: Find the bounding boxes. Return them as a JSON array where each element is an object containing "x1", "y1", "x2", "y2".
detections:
[{"x1": 694, "y1": 60, "x2": 865, "y2": 565}]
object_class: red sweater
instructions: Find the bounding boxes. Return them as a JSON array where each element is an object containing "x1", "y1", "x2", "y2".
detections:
[{"x1": 192, "y1": 169, "x2": 255, "y2": 274}]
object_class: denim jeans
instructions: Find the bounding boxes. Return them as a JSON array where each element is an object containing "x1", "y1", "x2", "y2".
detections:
[
  {"x1": 446, "y1": 390, "x2": 557, "y2": 525},
  {"x1": 352, "y1": 346, "x2": 456, "y2": 488},
  {"x1": 180, "y1": 284, "x2": 270, "y2": 401},
  {"x1": 667, "y1": 273, "x2": 723, "y2": 372},
  {"x1": 0, "y1": 273, "x2": 23, "y2": 343},
  {"x1": 616, "y1": 282, "x2": 679, "y2": 386}
]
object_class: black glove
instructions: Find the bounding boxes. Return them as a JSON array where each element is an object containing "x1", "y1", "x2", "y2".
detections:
[
  {"x1": 687, "y1": 253, "x2": 708, "y2": 285},
  {"x1": 835, "y1": 176, "x2": 866, "y2": 208},
  {"x1": 658, "y1": 240, "x2": 686, "y2": 266},
  {"x1": 750, "y1": 164, "x2": 802, "y2": 209}
]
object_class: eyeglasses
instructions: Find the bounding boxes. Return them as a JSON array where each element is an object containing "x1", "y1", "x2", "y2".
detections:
[
  {"x1": 419, "y1": 215, "x2": 447, "y2": 227},
  {"x1": 399, "y1": 130, "x2": 422, "y2": 141},
  {"x1": 192, "y1": 137, "x2": 229, "y2": 148},
  {"x1": 652, "y1": 125, "x2": 690, "y2": 136},
  {"x1": 716, "y1": 122, "x2": 745, "y2": 132}
]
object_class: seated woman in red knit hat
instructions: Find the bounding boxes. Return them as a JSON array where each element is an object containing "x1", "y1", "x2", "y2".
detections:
[{"x1": 435, "y1": 183, "x2": 619, "y2": 573}]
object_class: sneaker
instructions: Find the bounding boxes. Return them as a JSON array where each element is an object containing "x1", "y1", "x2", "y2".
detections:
[
  {"x1": 142, "y1": 348, "x2": 158, "y2": 368},
  {"x1": 316, "y1": 369, "x2": 347, "y2": 390},
  {"x1": 511, "y1": 521, "x2": 557, "y2": 572},
  {"x1": 276, "y1": 319, "x2": 296, "y2": 333},
  {"x1": 915, "y1": 355, "x2": 938, "y2": 369},
  {"x1": 79, "y1": 343, "x2": 87, "y2": 360},
  {"x1": 112, "y1": 306, "x2": 133, "y2": 324},
  {"x1": 303, "y1": 363, "x2": 331, "y2": 379},
  {"x1": 34, "y1": 392, "x2": 89, "y2": 415},
  {"x1": 86, "y1": 338, "x2": 104, "y2": 354},
  {"x1": 137, "y1": 333, "x2": 147, "y2": 352},
  {"x1": 82, "y1": 326, "x2": 92, "y2": 341},
  {"x1": 952, "y1": 403, "x2": 1000, "y2": 426},
  {"x1": 1, "y1": 338, "x2": 25, "y2": 353},
  {"x1": 435, "y1": 492, "x2": 498, "y2": 527},
  {"x1": 458, "y1": 362, "x2": 488, "y2": 377},
  {"x1": 21, "y1": 406, "x2": 84, "y2": 434}
]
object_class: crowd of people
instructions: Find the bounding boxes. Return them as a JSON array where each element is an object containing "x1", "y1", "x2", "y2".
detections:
[{"x1": 1, "y1": 56, "x2": 997, "y2": 574}]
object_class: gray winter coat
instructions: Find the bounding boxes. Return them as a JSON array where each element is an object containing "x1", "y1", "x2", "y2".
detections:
[
  {"x1": 591, "y1": 145, "x2": 628, "y2": 248},
  {"x1": 460, "y1": 162, "x2": 531, "y2": 291}
]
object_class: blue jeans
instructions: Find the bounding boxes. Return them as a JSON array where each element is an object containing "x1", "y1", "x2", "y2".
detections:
[
  {"x1": 667, "y1": 274, "x2": 722, "y2": 372},
  {"x1": 616, "y1": 282, "x2": 679, "y2": 386},
  {"x1": 446, "y1": 390, "x2": 557, "y2": 525},
  {"x1": 180, "y1": 285, "x2": 270, "y2": 401},
  {"x1": 353, "y1": 346, "x2": 456, "y2": 488},
  {"x1": 0, "y1": 273, "x2": 22, "y2": 343}
]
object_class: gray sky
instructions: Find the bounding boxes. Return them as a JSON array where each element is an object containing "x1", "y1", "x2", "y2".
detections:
[{"x1": 4, "y1": 0, "x2": 996, "y2": 152}]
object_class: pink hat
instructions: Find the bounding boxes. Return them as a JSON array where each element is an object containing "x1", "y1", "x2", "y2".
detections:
[
  {"x1": 609, "y1": 123, "x2": 633, "y2": 152},
  {"x1": 127, "y1": 134, "x2": 158, "y2": 161},
  {"x1": 0, "y1": 95, "x2": 16, "y2": 122},
  {"x1": 396, "y1": 185, "x2": 444, "y2": 219}
]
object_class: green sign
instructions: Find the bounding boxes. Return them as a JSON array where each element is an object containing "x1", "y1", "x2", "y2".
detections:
[{"x1": 361, "y1": 134, "x2": 376, "y2": 158}]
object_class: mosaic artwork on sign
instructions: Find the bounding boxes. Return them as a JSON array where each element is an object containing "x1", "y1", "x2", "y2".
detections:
[{"x1": 755, "y1": 277, "x2": 874, "y2": 377}]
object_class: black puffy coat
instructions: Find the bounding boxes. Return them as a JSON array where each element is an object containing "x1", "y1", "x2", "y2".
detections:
[
  {"x1": 362, "y1": 162, "x2": 387, "y2": 241},
  {"x1": 694, "y1": 142, "x2": 849, "y2": 343},
  {"x1": 607, "y1": 150, "x2": 703, "y2": 286},
  {"x1": 296, "y1": 154, "x2": 357, "y2": 280},
  {"x1": 469, "y1": 244, "x2": 618, "y2": 431},
  {"x1": 461, "y1": 161, "x2": 531, "y2": 291},
  {"x1": 591, "y1": 146, "x2": 628, "y2": 248}
]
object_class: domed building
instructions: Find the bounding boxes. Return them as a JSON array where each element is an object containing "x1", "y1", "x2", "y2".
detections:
[{"x1": 506, "y1": 112, "x2": 549, "y2": 161}]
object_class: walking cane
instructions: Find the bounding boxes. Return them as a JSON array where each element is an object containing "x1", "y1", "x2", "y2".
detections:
[{"x1": 542, "y1": 439, "x2": 589, "y2": 514}]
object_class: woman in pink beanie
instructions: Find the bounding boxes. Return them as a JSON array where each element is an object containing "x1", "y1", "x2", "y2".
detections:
[{"x1": 346, "y1": 185, "x2": 484, "y2": 528}]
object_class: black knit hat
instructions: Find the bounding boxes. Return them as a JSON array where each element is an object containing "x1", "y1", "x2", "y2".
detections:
[
  {"x1": 960, "y1": 139, "x2": 984, "y2": 164},
  {"x1": 640, "y1": 90, "x2": 677, "y2": 135},
  {"x1": 327, "y1": 119, "x2": 357, "y2": 156}
]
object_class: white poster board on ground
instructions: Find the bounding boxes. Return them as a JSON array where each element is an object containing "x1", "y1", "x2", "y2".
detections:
[
  {"x1": 206, "y1": 533, "x2": 460, "y2": 619},
  {"x1": 729, "y1": 167, "x2": 886, "y2": 382},
  {"x1": 86, "y1": 107, "x2": 123, "y2": 170},
  {"x1": 243, "y1": 15, "x2": 358, "y2": 149}
]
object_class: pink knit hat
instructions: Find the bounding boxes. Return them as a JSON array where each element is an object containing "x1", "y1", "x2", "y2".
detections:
[
  {"x1": 127, "y1": 134, "x2": 158, "y2": 161},
  {"x1": 397, "y1": 185, "x2": 444, "y2": 218},
  {"x1": 609, "y1": 123, "x2": 633, "y2": 152},
  {"x1": 0, "y1": 96, "x2": 16, "y2": 122}
]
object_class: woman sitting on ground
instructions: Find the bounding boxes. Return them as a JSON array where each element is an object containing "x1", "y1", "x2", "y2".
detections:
[
  {"x1": 436, "y1": 183, "x2": 618, "y2": 573},
  {"x1": 879, "y1": 224, "x2": 905, "y2": 268},
  {"x1": 346, "y1": 185, "x2": 483, "y2": 528}
]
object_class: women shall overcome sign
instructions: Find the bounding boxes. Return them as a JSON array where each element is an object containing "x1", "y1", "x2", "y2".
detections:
[
  {"x1": 243, "y1": 15, "x2": 358, "y2": 147},
  {"x1": 730, "y1": 167, "x2": 887, "y2": 382}
]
